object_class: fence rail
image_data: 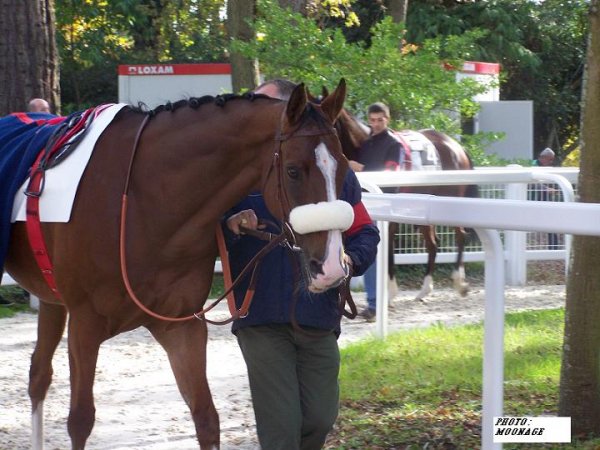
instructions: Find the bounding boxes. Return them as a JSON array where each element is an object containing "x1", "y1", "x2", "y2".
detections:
[{"x1": 357, "y1": 166, "x2": 578, "y2": 285}]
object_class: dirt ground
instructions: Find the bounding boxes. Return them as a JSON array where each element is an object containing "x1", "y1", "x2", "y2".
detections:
[{"x1": 0, "y1": 283, "x2": 566, "y2": 449}]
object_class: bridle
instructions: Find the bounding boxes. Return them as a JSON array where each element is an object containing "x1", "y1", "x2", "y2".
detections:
[
  {"x1": 263, "y1": 106, "x2": 341, "y2": 250},
  {"x1": 118, "y1": 103, "x2": 351, "y2": 324}
]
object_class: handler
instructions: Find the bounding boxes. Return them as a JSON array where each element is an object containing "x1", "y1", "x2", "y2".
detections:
[{"x1": 222, "y1": 79, "x2": 379, "y2": 450}]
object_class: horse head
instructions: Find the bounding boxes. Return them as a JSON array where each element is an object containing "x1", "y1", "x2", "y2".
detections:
[{"x1": 261, "y1": 79, "x2": 352, "y2": 293}]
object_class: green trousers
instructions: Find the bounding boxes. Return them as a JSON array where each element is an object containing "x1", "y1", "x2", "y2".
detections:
[{"x1": 237, "y1": 324, "x2": 340, "y2": 450}]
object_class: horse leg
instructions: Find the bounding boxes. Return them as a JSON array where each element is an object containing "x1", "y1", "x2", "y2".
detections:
[
  {"x1": 29, "y1": 301, "x2": 67, "y2": 450},
  {"x1": 416, "y1": 225, "x2": 437, "y2": 301},
  {"x1": 66, "y1": 310, "x2": 107, "y2": 449},
  {"x1": 149, "y1": 320, "x2": 219, "y2": 450},
  {"x1": 452, "y1": 227, "x2": 469, "y2": 296}
]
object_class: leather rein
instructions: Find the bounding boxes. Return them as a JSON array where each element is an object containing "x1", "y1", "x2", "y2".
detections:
[{"x1": 119, "y1": 107, "x2": 350, "y2": 324}]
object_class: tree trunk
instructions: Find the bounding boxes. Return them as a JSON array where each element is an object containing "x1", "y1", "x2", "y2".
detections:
[
  {"x1": 559, "y1": 0, "x2": 600, "y2": 435},
  {"x1": 0, "y1": 0, "x2": 60, "y2": 115},
  {"x1": 226, "y1": 0, "x2": 259, "y2": 93},
  {"x1": 386, "y1": 0, "x2": 408, "y2": 23},
  {"x1": 131, "y1": 0, "x2": 164, "y2": 62}
]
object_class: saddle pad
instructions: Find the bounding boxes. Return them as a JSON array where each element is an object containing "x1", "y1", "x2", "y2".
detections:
[
  {"x1": 396, "y1": 130, "x2": 441, "y2": 171},
  {"x1": 11, "y1": 103, "x2": 127, "y2": 223}
]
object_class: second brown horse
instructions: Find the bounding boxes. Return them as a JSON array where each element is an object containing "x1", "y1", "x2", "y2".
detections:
[{"x1": 335, "y1": 107, "x2": 478, "y2": 301}]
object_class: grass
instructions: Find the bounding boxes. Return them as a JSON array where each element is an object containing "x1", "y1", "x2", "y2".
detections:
[
  {"x1": 0, "y1": 285, "x2": 32, "y2": 318},
  {"x1": 326, "y1": 308, "x2": 600, "y2": 449}
]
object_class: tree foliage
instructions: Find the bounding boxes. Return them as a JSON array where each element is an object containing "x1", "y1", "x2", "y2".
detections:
[
  {"x1": 55, "y1": 0, "x2": 227, "y2": 111},
  {"x1": 52, "y1": 0, "x2": 588, "y2": 163},
  {"x1": 405, "y1": 0, "x2": 589, "y2": 161},
  {"x1": 235, "y1": 0, "x2": 490, "y2": 147}
]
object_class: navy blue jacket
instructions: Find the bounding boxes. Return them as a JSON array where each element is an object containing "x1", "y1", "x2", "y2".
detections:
[
  {"x1": 223, "y1": 170, "x2": 379, "y2": 336},
  {"x1": 357, "y1": 129, "x2": 403, "y2": 171}
]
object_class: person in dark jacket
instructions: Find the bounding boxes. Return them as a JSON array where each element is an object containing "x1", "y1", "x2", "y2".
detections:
[
  {"x1": 348, "y1": 101, "x2": 404, "y2": 321},
  {"x1": 222, "y1": 79, "x2": 379, "y2": 450}
]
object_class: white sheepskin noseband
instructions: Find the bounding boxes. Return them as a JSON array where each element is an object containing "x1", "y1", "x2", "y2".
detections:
[{"x1": 288, "y1": 200, "x2": 354, "y2": 234}]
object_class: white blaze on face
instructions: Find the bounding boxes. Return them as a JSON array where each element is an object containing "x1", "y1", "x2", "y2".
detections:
[{"x1": 310, "y1": 143, "x2": 348, "y2": 292}]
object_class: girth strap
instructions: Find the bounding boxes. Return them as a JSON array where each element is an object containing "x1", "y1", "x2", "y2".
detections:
[
  {"x1": 25, "y1": 149, "x2": 62, "y2": 300},
  {"x1": 25, "y1": 106, "x2": 100, "y2": 302}
]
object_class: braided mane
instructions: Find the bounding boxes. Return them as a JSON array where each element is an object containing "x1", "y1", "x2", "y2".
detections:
[{"x1": 129, "y1": 92, "x2": 274, "y2": 116}]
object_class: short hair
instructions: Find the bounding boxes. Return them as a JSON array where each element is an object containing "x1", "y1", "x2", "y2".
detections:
[
  {"x1": 367, "y1": 102, "x2": 390, "y2": 118},
  {"x1": 255, "y1": 79, "x2": 297, "y2": 100},
  {"x1": 540, "y1": 147, "x2": 555, "y2": 157}
]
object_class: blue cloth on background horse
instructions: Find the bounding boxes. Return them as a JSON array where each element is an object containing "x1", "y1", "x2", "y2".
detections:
[{"x1": 0, "y1": 112, "x2": 66, "y2": 275}]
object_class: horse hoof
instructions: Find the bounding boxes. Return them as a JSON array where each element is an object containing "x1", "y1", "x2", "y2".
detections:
[{"x1": 459, "y1": 284, "x2": 470, "y2": 297}]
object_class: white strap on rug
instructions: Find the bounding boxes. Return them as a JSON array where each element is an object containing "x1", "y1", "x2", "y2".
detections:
[{"x1": 11, "y1": 103, "x2": 127, "y2": 223}]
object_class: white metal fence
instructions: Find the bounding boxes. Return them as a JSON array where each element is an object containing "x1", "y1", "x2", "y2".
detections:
[
  {"x1": 357, "y1": 166, "x2": 579, "y2": 285},
  {"x1": 363, "y1": 191, "x2": 600, "y2": 450}
]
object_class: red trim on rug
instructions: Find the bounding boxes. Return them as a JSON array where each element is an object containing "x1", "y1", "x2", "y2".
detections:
[
  {"x1": 345, "y1": 201, "x2": 373, "y2": 236},
  {"x1": 12, "y1": 113, "x2": 34, "y2": 124}
]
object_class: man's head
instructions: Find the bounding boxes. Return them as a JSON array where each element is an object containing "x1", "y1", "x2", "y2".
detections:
[
  {"x1": 367, "y1": 102, "x2": 390, "y2": 135},
  {"x1": 254, "y1": 79, "x2": 297, "y2": 101},
  {"x1": 28, "y1": 98, "x2": 50, "y2": 113},
  {"x1": 538, "y1": 147, "x2": 555, "y2": 166}
]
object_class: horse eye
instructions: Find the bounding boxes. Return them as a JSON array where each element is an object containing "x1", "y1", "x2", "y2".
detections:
[{"x1": 287, "y1": 167, "x2": 300, "y2": 180}]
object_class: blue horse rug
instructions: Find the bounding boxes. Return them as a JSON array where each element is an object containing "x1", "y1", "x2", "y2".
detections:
[{"x1": 0, "y1": 112, "x2": 67, "y2": 274}]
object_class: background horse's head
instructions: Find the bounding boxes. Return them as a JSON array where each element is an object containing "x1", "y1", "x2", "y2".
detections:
[
  {"x1": 334, "y1": 107, "x2": 370, "y2": 162},
  {"x1": 261, "y1": 79, "x2": 351, "y2": 293},
  {"x1": 313, "y1": 86, "x2": 370, "y2": 163}
]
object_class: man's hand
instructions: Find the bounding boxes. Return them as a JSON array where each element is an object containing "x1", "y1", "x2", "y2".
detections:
[
  {"x1": 348, "y1": 160, "x2": 364, "y2": 172},
  {"x1": 226, "y1": 209, "x2": 259, "y2": 235}
]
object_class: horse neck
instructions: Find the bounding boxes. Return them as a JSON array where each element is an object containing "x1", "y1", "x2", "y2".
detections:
[
  {"x1": 337, "y1": 110, "x2": 369, "y2": 160},
  {"x1": 129, "y1": 101, "x2": 281, "y2": 245}
]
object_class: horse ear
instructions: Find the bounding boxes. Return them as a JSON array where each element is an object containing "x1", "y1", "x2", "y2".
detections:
[
  {"x1": 286, "y1": 83, "x2": 308, "y2": 126},
  {"x1": 321, "y1": 86, "x2": 329, "y2": 98},
  {"x1": 320, "y1": 78, "x2": 346, "y2": 123}
]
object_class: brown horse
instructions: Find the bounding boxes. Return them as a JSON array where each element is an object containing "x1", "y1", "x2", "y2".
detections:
[
  {"x1": 4, "y1": 80, "x2": 350, "y2": 449},
  {"x1": 335, "y1": 107, "x2": 478, "y2": 301}
]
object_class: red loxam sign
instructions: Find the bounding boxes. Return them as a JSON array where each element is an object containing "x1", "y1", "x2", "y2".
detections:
[{"x1": 118, "y1": 63, "x2": 232, "y2": 76}]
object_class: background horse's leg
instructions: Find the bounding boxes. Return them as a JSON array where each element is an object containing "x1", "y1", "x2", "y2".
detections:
[
  {"x1": 29, "y1": 301, "x2": 67, "y2": 450},
  {"x1": 66, "y1": 309, "x2": 107, "y2": 449},
  {"x1": 416, "y1": 225, "x2": 438, "y2": 301},
  {"x1": 452, "y1": 227, "x2": 470, "y2": 296},
  {"x1": 149, "y1": 320, "x2": 219, "y2": 450}
]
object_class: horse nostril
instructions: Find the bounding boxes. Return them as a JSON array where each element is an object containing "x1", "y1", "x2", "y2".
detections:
[{"x1": 309, "y1": 259, "x2": 323, "y2": 277}]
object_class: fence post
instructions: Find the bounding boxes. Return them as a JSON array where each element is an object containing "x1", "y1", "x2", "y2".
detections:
[
  {"x1": 504, "y1": 181, "x2": 528, "y2": 285},
  {"x1": 477, "y1": 227, "x2": 505, "y2": 450},
  {"x1": 375, "y1": 220, "x2": 389, "y2": 339}
]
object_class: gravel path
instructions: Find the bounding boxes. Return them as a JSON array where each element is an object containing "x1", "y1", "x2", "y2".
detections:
[{"x1": 0, "y1": 284, "x2": 566, "y2": 449}]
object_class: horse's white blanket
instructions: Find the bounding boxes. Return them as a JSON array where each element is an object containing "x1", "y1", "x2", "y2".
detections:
[{"x1": 11, "y1": 103, "x2": 127, "y2": 223}]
